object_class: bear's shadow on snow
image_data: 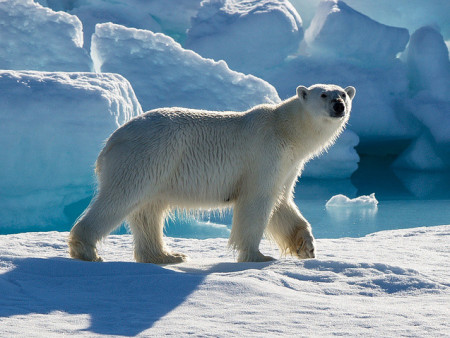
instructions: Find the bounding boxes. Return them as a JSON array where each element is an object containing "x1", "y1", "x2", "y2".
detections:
[{"x1": 0, "y1": 257, "x2": 209, "y2": 336}]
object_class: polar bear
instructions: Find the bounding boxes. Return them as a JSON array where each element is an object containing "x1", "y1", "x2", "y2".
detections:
[{"x1": 69, "y1": 84, "x2": 355, "y2": 263}]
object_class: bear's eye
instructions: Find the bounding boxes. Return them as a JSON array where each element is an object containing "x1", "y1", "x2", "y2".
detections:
[
  {"x1": 341, "y1": 93, "x2": 346, "y2": 98},
  {"x1": 321, "y1": 93, "x2": 327, "y2": 98}
]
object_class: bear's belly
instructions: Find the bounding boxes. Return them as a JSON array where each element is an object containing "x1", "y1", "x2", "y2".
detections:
[{"x1": 158, "y1": 176, "x2": 239, "y2": 209}]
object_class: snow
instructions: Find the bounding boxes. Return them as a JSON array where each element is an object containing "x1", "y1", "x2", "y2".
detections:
[
  {"x1": 0, "y1": 225, "x2": 449, "y2": 336},
  {"x1": 326, "y1": 193, "x2": 378, "y2": 207},
  {"x1": 0, "y1": 0, "x2": 91, "y2": 71},
  {"x1": 0, "y1": 70, "x2": 142, "y2": 231},
  {"x1": 91, "y1": 22, "x2": 281, "y2": 111},
  {"x1": 186, "y1": 0, "x2": 304, "y2": 74}
]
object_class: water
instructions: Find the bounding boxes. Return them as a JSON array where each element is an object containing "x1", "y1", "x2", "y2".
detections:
[{"x1": 158, "y1": 190, "x2": 450, "y2": 240}]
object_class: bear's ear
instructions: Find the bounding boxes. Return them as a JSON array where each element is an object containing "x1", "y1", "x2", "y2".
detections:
[
  {"x1": 297, "y1": 86, "x2": 308, "y2": 101},
  {"x1": 345, "y1": 86, "x2": 356, "y2": 100}
]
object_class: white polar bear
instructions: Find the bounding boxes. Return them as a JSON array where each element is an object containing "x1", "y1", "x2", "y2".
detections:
[{"x1": 69, "y1": 84, "x2": 355, "y2": 263}]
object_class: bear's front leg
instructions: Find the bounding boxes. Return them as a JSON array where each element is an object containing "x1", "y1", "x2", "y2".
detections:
[
  {"x1": 293, "y1": 227, "x2": 315, "y2": 259},
  {"x1": 266, "y1": 199, "x2": 316, "y2": 259},
  {"x1": 229, "y1": 196, "x2": 276, "y2": 262}
]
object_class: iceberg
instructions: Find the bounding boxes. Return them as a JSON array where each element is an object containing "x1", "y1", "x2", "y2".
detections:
[
  {"x1": 0, "y1": 0, "x2": 91, "y2": 71},
  {"x1": 0, "y1": 70, "x2": 142, "y2": 231},
  {"x1": 37, "y1": 0, "x2": 201, "y2": 49},
  {"x1": 91, "y1": 22, "x2": 281, "y2": 111},
  {"x1": 405, "y1": 26, "x2": 450, "y2": 100},
  {"x1": 304, "y1": 0, "x2": 409, "y2": 62},
  {"x1": 393, "y1": 26, "x2": 450, "y2": 171},
  {"x1": 186, "y1": 0, "x2": 304, "y2": 75}
]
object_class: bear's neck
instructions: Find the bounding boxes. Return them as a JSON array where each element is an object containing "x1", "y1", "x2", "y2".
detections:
[{"x1": 274, "y1": 96, "x2": 345, "y2": 161}]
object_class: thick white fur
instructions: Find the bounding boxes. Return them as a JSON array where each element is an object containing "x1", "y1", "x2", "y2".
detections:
[{"x1": 69, "y1": 84, "x2": 355, "y2": 263}]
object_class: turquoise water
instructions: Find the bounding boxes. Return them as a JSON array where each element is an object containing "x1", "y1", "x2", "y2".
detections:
[{"x1": 157, "y1": 194, "x2": 450, "y2": 240}]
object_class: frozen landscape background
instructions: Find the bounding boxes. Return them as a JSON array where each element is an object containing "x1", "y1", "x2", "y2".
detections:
[
  {"x1": 1, "y1": 0, "x2": 449, "y2": 234},
  {"x1": 0, "y1": 0, "x2": 449, "y2": 336}
]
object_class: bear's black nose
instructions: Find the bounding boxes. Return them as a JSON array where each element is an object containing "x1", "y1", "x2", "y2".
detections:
[{"x1": 333, "y1": 101, "x2": 345, "y2": 116}]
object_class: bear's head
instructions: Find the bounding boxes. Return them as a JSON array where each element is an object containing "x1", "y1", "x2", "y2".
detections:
[{"x1": 296, "y1": 84, "x2": 356, "y2": 120}]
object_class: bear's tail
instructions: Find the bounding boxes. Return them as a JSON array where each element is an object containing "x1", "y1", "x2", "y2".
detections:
[{"x1": 94, "y1": 138, "x2": 113, "y2": 175}]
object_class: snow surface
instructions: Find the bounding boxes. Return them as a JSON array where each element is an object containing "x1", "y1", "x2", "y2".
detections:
[
  {"x1": 0, "y1": 225, "x2": 449, "y2": 336},
  {"x1": 0, "y1": 0, "x2": 91, "y2": 71},
  {"x1": 91, "y1": 22, "x2": 281, "y2": 111},
  {"x1": 0, "y1": 70, "x2": 142, "y2": 230}
]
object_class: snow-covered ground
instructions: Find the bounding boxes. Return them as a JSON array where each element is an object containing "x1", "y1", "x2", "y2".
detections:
[{"x1": 0, "y1": 225, "x2": 449, "y2": 336}]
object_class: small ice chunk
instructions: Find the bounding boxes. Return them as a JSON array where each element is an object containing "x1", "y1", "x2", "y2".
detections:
[{"x1": 326, "y1": 193, "x2": 378, "y2": 208}]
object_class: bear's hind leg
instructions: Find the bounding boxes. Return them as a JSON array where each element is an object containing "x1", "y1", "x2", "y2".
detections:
[
  {"x1": 127, "y1": 202, "x2": 187, "y2": 264},
  {"x1": 69, "y1": 191, "x2": 133, "y2": 262}
]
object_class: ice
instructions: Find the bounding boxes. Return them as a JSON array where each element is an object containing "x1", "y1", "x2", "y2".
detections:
[
  {"x1": 0, "y1": 0, "x2": 449, "y2": 231},
  {"x1": 304, "y1": 0, "x2": 409, "y2": 63},
  {"x1": 185, "y1": 0, "x2": 304, "y2": 74},
  {"x1": 37, "y1": 0, "x2": 201, "y2": 49},
  {"x1": 66, "y1": 1, "x2": 161, "y2": 52},
  {"x1": 325, "y1": 193, "x2": 378, "y2": 223},
  {"x1": 404, "y1": 26, "x2": 450, "y2": 100},
  {"x1": 0, "y1": 0, "x2": 91, "y2": 71},
  {"x1": 291, "y1": 0, "x2": 450, "y2": 43},
  {"x1": 342, "y1": 0, "x2": 450, "y2": 41},
  {"x1": 393, "y1": 26, "x2": 450, "y2": 170},
  {"x1": 91, "y1": 22, "x2": 281, "y2": 111},
  {"x1": 0, "y1": 225, "x2": 449, "y2": 336},
  {"x1": 393, "y1": 132, "x2": 448, "y2": 171},
  {"x1": 0, "y1": 70, "x2": 142, "y2": 231},
  {"x1": 326, "y1": 193, "x2": 378, "y2": 208}
]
